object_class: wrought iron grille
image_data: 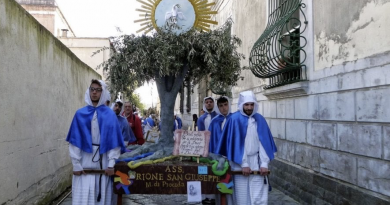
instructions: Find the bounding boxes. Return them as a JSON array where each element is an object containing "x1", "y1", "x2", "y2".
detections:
[
  {"x1": 249, "y1": 0, "x2": 308, "y2": 89},
  {"x1": 209, "y1": 78, "x2": 231, "y2": 96}
]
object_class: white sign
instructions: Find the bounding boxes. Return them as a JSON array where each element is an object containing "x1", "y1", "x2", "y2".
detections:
[
  {"x1": 173, "y1": 130, "x2": 210, "y2": 157},
  {"x1": 187, "y1": 181, "x2": 202, "y2": 203}
]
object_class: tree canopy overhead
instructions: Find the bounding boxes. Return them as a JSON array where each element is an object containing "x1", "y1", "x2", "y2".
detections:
[
  {"x1": 105, "y1": 20, "x2": 246, "y2": 95},
  {"x1": 104, "y1": 20, "x2": 247, "y2": 147}
]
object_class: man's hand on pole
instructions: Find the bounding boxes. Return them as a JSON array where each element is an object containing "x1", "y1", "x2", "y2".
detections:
[
  {"x1": 260, "y1": 167, "x2": 269, "y2": 176},
  {"x1": 73, "y1": 170, "x2": 86, "y2": 176},
  {"x1": 242, "y1": 167, "x2": 251, "y2": 176},
  {"x1": 105, "y1": 167, "x2": 115, "y2": 176}
]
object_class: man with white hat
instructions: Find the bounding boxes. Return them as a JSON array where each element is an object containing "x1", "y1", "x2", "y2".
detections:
[
  {"x1": 66, "y1": 79, "x2": 125, "y2": 204},
  {"x1": 216, "y1": 90, "x2": 277, "y2": 205}
]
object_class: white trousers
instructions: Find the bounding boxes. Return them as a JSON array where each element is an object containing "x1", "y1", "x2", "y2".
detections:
[{"x1": 233, "y1": 175, "x2": 268, "y2": 205}]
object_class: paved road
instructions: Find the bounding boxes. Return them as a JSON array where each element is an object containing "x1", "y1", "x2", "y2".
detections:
[{"x1": 58, "y1": 188, "x2": 299, "y2": 205}]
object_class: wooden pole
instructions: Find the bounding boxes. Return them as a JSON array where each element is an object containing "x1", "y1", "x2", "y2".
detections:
[
  {"x1": 220, "y1": 194, "x2": 227, "y2": 205},
  {"x1": 117, "y1": 194, "x2": 122, "y2": 205},
  {"x1": 230, "y1": 170, "x2": 270, "y2": 175},
  {"x1": 83, "y1": 169, "x2": 105, "y2": 174}
]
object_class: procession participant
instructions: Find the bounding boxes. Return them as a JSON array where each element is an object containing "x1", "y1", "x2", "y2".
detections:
[
  {"x1": 197, "y1": 96, "x2": 217, "y2": 131},
  {"x1": 217, "y1": 90, "x2": 277, "y2": 205},
  {"x1": 122, "y1": 102, "x2": 144, "y2": 145},
  {"x1": 113, "y1": 99, "x2": 136, "y2": 148},
  {"x1": 192, "y1": 114, "x2": 198, "y2": 130},
  {"x1": 174, "y1": 114, "x2": 182, "y2": 130},
  {"x1": 208, "y1": 96, "x2": 232, "y2": 153},
  {"x1": 66, "y1": 79, "x2": 125, "y2": 204},
  {"x1": 207, "y1": 96, "x2": 233, "y2": 205},
  {"x1": 143, "y1": 114, "x2": 156, "y2": 138}
]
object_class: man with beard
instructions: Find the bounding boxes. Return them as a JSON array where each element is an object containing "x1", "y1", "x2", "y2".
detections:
[
  {"x1": 122, "y1": 102, "x2": 144, "y2": 145},
  {"x1": 113, "y1": 99, "x2": 136, "y2": 149},
  {"x1": 66, "y1": 79, "x2": 125, "y2": 204},
  {"x1": 197, "y1": 97, "x2": 217, "y2": 131},
  {"x1": 216, "y1": 91, "x2": 277, "y2": 205}
]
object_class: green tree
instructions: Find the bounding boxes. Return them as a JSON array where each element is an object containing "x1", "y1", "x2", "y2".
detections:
[
  {"x1": 104, "y1": 20, "x2": 246, "y2": 151},
  {"x1": 127, "y1": 93, "x2": 145, "y2": 112}
]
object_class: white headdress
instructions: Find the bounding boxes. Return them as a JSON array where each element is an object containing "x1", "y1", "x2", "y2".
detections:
[
  {"x1": 215, "y1": 96, "x2": 232, "y2": 116},
  {"x1": 84, "y1": 80, "x2": 110, "y2": 107},
  {"x1": 237, "y1": 91, "x2": 259, "y2": 117},
  {"x1": 202, "y1": 96, "x2": 218, "y2": 114}
]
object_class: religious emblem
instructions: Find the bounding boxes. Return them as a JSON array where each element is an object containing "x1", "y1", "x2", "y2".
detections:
[
  {"x1": 135, "y1": 0, "x2": 218, "y2": 34},
  {"x1": 165, "y1": 4, "x2": 186, "y2": 29}
]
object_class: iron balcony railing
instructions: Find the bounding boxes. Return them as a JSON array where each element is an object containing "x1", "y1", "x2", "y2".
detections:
[{"x1": 249, "y1": 0, "x2": 308, "y2": 89}]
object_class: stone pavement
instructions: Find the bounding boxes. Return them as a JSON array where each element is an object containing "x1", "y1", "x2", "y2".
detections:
[{"x1": 59, "y1": 188, "x2": 299, "y2": 205}]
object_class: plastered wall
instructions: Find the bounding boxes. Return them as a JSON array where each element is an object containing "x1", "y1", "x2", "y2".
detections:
[
  {"x1": 0, "y1": 0, "x2": 101, "y2": 204},
  {"x1": 191, "y1": 0, "x2": 390, "y2": 203}
]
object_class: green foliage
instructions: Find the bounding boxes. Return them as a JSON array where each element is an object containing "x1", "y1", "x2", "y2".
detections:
[
  {"x1": 104, "y1": 20, "x2": 247, "y2": 95},
  {"x1": 127, "y1": 93, "x2": 145, "y2": 112}
]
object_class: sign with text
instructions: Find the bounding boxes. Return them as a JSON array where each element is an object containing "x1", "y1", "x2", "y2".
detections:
[
  {"x1": 146, "y1": 130, "x2": 160, "y2": 143},
  {"x1": 173, "y1": 130, "x2": 211, "y2": 157},
  {"x1": 113, "y1": 161, "x2": 222, "y2": 194}
]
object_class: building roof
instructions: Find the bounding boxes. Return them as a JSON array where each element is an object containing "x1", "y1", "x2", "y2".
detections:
[{"x1": 15, "y1": 0, "x2": 56, "y2": 6}]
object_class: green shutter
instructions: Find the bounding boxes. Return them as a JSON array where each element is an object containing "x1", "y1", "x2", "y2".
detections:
[{"x1": 249, "y1": 0, "x2": 308, "y2": 89}]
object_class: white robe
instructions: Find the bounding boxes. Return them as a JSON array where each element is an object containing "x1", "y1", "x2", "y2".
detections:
[
  {"x1": 69, "y1": 111, "x2": 121, "y2": 205},
  {"x1": 143, "y1": 119, "x2": 153, "y2": 139},
  {"x1": 230, "y1": 117, "x2": 270, "y2": 205}
]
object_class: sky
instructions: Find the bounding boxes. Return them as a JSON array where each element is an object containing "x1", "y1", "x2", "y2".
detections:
[
  {"x1": 56, "y1": 0, "x2": 142, "y2": 37},
  {"x1": 56, "y1": 0, "x2": 158, "y2": 106}
]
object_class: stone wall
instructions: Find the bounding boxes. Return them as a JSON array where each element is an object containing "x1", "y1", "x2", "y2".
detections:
[
  {"x1": 191, "y1": 0, "x2": 390, "y2": 203},
  {"x1": 0, "y1": 0, "x2": 101, "y2": 204}
]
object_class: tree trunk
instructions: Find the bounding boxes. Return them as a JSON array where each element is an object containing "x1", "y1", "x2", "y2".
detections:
[
  {"x1": 156, "y1": 63, "x2": 189, "y2": 147},
  {"x1": 120, "y1": 63, "x2": 189, "y2": 159}
]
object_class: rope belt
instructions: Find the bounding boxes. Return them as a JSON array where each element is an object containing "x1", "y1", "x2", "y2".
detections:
[{"x1": 92, "y1": 143, "x2": 103, "y2": 202}]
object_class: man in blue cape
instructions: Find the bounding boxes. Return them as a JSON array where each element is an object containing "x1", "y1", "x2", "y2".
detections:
[
  {"x1": 66, "y1": 79, "x2": 125, "y2": 204},
  {"x1": 197, "y1": 96, "x2": 218, "y2": 131},
  {"x1": 174, "y1": 114, "x2": 182, "y2": 130},
  {"x1": 208, "y1": 96, "x2": 232, "y2": 154},
  {"x1": 143, "y1": 114, "x2": 156, "y2": 137},
  {"x1": 216, "y1": 90, "x2": 277, "y2": 205},
  {"x1": 113, "y1": 99, "x2": 136, "y2": 149}
]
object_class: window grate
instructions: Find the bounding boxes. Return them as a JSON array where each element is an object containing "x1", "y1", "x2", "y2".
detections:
[{"x1": 249, "y1": 0, "x2": 308, "y2": 89}]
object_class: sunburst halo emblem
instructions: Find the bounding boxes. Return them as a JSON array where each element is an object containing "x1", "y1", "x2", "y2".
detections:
[{"x1": 134, "y1": 0, "x2": 218, "y2": 34}]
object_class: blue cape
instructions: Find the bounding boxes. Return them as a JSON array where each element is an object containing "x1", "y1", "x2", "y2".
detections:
[
  {"x1": 117, "y1": 115, "x2": 136, "y2": 143},
  {"x1": 216, "y1": 111, "x2": 277, "y2": 164},
  {"x1": 175, "y1": 117, "x2": 182, "y2": 129},
  {"x1": 143, "y1": 117, "x2": 155, "y2": 127},
  {"x1": 66, "y1": 105, "x2": 125, "y2": 154},
  {"x1": 208, "y1": 113, "x2": 231, "y2": 153},
  {"x1": 197, "y1": 111, "x2": 217, "y2": 131}
]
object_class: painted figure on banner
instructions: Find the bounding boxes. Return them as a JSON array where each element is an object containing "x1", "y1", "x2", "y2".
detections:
[{"x1": 165, "y1": 4, "x2": 186, "y2": 29}]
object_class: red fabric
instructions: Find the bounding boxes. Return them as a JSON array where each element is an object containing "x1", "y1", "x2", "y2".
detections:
[{"x1": 122, "y1": 113, "x2": 144, "y2": 145}]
